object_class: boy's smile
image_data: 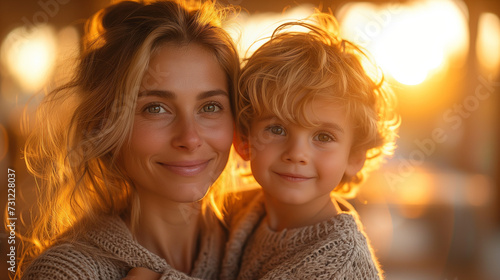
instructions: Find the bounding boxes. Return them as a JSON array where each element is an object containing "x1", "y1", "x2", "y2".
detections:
[{"x1": 274, "y1": 171, "x2": 314, "y2": 182}]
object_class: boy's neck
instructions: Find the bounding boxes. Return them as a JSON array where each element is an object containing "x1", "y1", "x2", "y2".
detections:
[{"x1": 262, "y1": 192, "x2": 341, "y2": 231}]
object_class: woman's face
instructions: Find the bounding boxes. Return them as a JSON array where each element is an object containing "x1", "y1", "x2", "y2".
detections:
[{"x1": 121, "y1": 43, "x2": 233, "y2": 203}]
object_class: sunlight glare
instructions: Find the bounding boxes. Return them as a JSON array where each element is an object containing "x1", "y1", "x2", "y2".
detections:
[
  {"x1": 226, "y1": 5, "x2": 316, "y2": 59},
  {"x1": 338, "y1": 0, "x2": 468, "y2": 86},
  {"x1": 476, "y1": 13, "x2": 500, "y2": 74},
  {"x1": 0, "y1": 25, "x2": 57, "y2": 92}
]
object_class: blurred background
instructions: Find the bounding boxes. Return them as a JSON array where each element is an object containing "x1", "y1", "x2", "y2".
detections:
[{"x1": 0, "y1": 0, "x2": 499, "y2": 279}]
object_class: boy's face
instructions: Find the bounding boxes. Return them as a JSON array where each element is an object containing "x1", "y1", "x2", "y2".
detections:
[{"x1": 246, "y1": 98, "x2": 365, "y2": 206}]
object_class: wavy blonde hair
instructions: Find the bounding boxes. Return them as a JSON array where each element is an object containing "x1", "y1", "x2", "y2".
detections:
[
  {"x1": 235, "y1": 13, "x2": 399, "y2": 197},
  {"x1": 18, "y1": 0, "x2": 239, "y2": 276}
]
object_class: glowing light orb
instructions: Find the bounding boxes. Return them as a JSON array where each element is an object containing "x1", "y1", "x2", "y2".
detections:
[
  {"x1": 338, "y1": 0, "x2": 468, "y2": 86},
  {"x1": 1, "y1": 25, "x2": 57, "y2": 92}
]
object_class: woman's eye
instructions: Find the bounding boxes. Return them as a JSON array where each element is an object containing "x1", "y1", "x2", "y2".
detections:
[
  {"x1": 268, "y1": 125, "x2": 286, "y2": 136},
  {"x1": 145, "y1": 105, "x2": 166, "y2": 114},
  {"x1": 315, "y1": 133, "x2": 334, "y2": 142},
  {"x1": 201, "y1": 102, "x2": 222, "y2": 113},
  {"x1": 203, "y1": 104, "x2": 218, "y2": 113}
]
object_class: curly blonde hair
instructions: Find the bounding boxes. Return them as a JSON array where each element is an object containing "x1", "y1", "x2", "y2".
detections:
[
  {"x1": 18, "y1": 0, "x2": 239, "y2": 276},
  {"x1": 235, "y1": 13, "x2": 399, "y2": 197}
]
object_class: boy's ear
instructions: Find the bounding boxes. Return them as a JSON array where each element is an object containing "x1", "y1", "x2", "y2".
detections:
[
  {"x1": 233, "y1": 132, "x2": 250, "y2": 161},
  {"x1": 345, "y1": 149, "x2": 367, "y2": 178}
]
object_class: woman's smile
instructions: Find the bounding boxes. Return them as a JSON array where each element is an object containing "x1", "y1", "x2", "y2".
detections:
[{"x1": 159, "y1": 159, "x2": 212, "y2": 177}]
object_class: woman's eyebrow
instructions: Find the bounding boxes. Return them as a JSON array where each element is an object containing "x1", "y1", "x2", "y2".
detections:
[
  {"x1": 197, "y1": 89, "x2": 229, "y2": 100},
  {"x1": 138, "y1": 90, "x2": 175, "y2": 99}
]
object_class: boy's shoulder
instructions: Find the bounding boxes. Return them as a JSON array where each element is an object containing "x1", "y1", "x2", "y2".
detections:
[{"x1": 259, "y1": 212, "x2": 382, "y2": 279}]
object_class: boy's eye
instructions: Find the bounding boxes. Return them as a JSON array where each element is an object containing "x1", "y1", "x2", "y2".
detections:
[
  {"x1": 201, "y1": 102, "x2": 222, "y2": 113},
  {"x1": 268, "y1": 125, "x2": 286, "y2": 136},
  {"x1": 315, "y1": 133, "x2": 334, "y2": 142},
  {"x1": 145, "y1": 105, "x2": 166, "y2": 114}
]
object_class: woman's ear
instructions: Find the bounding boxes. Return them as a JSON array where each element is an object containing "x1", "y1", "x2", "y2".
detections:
[
  {"x1": 345, "y1": 149, "x2": 367, "y2": 178},
  {"x1": 233, "y1": 132, "x2": 250, "y2": 161}
]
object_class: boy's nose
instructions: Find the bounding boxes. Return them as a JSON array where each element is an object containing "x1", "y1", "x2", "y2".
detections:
[
  {"x1": 281, "y1": 138, "x2": 308, "y2": 164},
  {"x1": 171, "y1": 116, "x2": 202, "y2": 151}
]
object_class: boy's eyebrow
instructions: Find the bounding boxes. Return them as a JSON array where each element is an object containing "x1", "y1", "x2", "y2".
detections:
[
  {"x1": 256, "y1": 115, "x2": 278, "y2": 122},
  {"x1": 320, "y1": 122, "x2": 345, "y2": 134},
  {"x1": 138, "y1": 89, "x2": 228, "y2": 99}
]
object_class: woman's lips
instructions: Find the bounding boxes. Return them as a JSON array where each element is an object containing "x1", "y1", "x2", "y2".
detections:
[{"x1": 159, "y1": 160, "x2": 210, "y2": 176}]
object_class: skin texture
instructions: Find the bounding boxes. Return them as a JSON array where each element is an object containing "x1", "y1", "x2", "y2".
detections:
[
  {"x1": 239, "y1": 98, "x2": 366, "y2": 230},
  {"x1": 121, "y1": 43, "x2": 233, "y2": 273}
]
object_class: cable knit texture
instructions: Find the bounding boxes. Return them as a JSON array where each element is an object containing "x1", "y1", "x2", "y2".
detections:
[
  {"x1": 22, "y1": 215, "x2": 225, "y2": 280},
  {"x1": 221, "y1": 191, "x2": 383, "y2": 280}
]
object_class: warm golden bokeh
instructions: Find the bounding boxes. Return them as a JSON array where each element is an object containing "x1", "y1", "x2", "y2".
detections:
[
  {"x1": 477, "y1": 12, "x2": 500, "y2": 75},
  {"x1": 0, "y1": 25, "x2": 57, "y2": 93},
  {"x1": 0, "y1": 1, "x2": 498, "y2": 279},
  {"x1": 337, "y1": 0, "x2": 468, "y2": 86}
]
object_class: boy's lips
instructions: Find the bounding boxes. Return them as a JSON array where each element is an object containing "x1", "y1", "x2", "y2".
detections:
[
  {"x1": 159, "y1": 160, "x2": 211, "y2": 176},
  {"x1": 274, "y1": 172, "x2": 313, "y2": 182}
]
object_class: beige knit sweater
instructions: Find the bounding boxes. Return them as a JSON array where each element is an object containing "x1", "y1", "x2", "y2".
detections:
[
  {"x1": 221, "y1": 191, "x2": 383, "y2": 280},
  {"x1": 22, "y1": 215, "x2": 225, "y2": 280}
]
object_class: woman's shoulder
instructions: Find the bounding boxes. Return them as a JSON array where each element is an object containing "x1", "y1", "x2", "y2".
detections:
[
  {"x1": 21, "y1": 215, "x2": 149, "y2": 280},
  {"x1": 22, "y1": 242, "x2": 105, "y2": 280}
]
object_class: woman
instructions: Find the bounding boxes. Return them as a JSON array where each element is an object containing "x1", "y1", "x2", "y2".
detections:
[{"x1": 19, "y1": 1, "x2": 239, "y2": 279}]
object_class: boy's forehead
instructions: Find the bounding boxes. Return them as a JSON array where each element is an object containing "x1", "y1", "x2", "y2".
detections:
[
  {"x1": 254, "y1": 94, "x2": 347, "y2": 114},
  {"x1": 253, "y1": 99, "x2": 350, "y2": 128}
]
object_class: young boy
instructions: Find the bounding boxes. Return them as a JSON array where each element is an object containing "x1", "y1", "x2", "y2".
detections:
[{"x1": 221, "y1": 14, "x2": 399, "y2": 280}]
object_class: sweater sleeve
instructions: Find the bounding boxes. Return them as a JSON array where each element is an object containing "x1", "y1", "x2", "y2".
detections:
[{"x1": 22, "y1": 244, "x2": 101, "y2": 280}]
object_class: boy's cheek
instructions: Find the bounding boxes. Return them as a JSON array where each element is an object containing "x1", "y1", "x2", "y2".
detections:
[
  {"x1": 249, "y1": 132, "x2": 275, "y2": 152},
  {"x1": 248, "y1": 139, "x2": 270, "y2": 160}
]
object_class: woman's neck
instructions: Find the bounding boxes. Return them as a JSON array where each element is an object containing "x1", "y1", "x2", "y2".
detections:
[
  {"x1": 263, "y1": 193, "x2": 340, "y2": 231},
  {"x1": 126, "y1": 197, "x2": 203, "y2": 274}
]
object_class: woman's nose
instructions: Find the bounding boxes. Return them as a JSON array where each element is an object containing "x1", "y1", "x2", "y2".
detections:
[{"x1": 171, "y1": 116, "x2": 202, "y2": 151}]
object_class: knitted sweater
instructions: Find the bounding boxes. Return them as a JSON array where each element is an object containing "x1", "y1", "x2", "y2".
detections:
[
  {"x1": 22, "y1": 215, "x2": 225, "y2": 280},
  {"x1": 221, "y1": 191, "x2": 383, "y2": 280}
]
